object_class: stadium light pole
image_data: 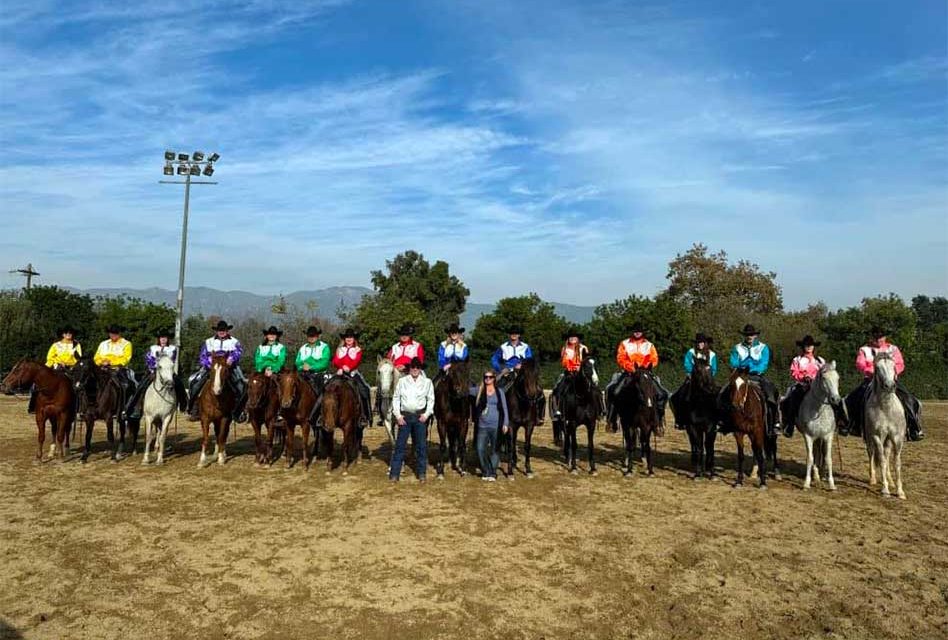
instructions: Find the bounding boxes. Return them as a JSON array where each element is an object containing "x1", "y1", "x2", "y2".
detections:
[{"x1": 160, "y1": 150, "x2": 220, "y2": 372}]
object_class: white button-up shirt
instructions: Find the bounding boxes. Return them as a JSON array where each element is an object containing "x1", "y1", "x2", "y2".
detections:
[{"x1": 392, "y1": 373, "x2": 435, "y2": 416}]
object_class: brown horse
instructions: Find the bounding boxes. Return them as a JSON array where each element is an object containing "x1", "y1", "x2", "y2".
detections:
[
  {"x1": 502, "y1": 358, "x2": 543, "y2": 478},
  {"x1": 277, "y1": 370, "x2": 319, "y2": 469},
  {"x1": 1, "y1": 360, "x2": 75, "y2": 461},
  {"x1": 320, "y1": 375, "x2": 362, "y2": 474},
  {"x1": 197, "y1": 355, "x2": 236, "y2": 467},
  {"x1": 73, "y1": 359, "x2": 137, "y2": 463},
  {"x1": 617, "y1": 366, "x2": 660, "y2": 477},
  {"x1": 247, "y1": 371, "x2": 280, "y2": 466},
  {"x1": 434, "y1": 360, "x2": 472, "y2": 477},
  {"x1": 727, "y1": 368, "x2": 768, "y2": 489}
]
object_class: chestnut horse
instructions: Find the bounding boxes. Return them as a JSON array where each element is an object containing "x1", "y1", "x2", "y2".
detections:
[
  {"x1": 617, "y1": 366, "x2": 660, "y2": 477},
  {"x1": 434, "y1": 360, "x2": 472, "y2": 477},
  {"x1": 247, "y1": 371, "x2": 281, "y2": 466},
  {"x1": 320, "y1": 375, "x2": 362, "y2": 474},
  {"x1": 560, "y1": 355, "x2": 601, "y2": 475},
  {"x1": 277, "y1": 371, "x2": 319, "y2": 469},
  {"x1": 502, "y1": 358, "x2": 543, "y2": 478},
  {"x1": 1, "y1": 360, "x2": 75, "y2": 461},
  {"x1": 197, "y1": 355, "x2": 236, "y2": 467},
  {"x1": 727, "y1": 368, "x2": 769, "y2": 488},
  {"x1": 73, "y1": 359, "x2": 137, "y2": 463}
]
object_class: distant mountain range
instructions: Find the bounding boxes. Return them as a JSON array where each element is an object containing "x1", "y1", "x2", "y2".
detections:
[{"x1": 71, "y1": 286, "x2": 597, "y2": 327}]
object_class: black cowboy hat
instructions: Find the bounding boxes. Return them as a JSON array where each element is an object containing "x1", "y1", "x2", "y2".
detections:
[
  {"x1": 340, "y1": 327, "x2": 359, "y2": 339},
  {"x1": 262, "y1": 325, "x2": 283, "y2": 337},
  {"x1": 408, "y1": 356, "x2": 425, "y2": 370},
  {"x1": 563, "y1": 326, "x2": 584, "y2": 340},
  {"x1": 57, "y1": 325, "x2": 77, "y2": 337},
  {"x1": 396, "y1": 324, "x2": 415, "y2": 336},
  {"x1": 156, "y1": 328, "x2": 173, "y2": 339},
  {"x1": 105, "y1": 324, "x2": 124, "y2": 334},
  {"x1": 445, "y1": 322, "x2": 465, "y2": 334},
  {"x1": 306, "y1": 325, "x2": 322, "y2": 337},
  {"x1": 507, "y1": 325, "x2": 524, "y2": 335},
  {"x1": 694, "y1": 332, "x2": 713, "y2": 345},
  {"x1": 870, "y1": 326, "x2": 887, "y2": 339},
  {"x1": 740, "y1": 324, "x2": 761, "y2": 336},
  {"x1": 626, "y1": 321, "x2": 645, "y2": 334},
  {"x1": 213, "y1": 320, "x2": 233, "y2": 331},
  {"x1": 796, "y1": 335, "x2": 821, "y2": 348}
]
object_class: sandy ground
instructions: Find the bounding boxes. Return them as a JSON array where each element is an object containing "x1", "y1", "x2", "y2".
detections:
[{"x1": 0, "y1": 395, "x2": 946, "y2": 640}]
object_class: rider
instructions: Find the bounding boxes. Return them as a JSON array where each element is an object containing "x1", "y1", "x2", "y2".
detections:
[
  {"x1": 433, "y1": 322, "x2": 469, "y2": 386},
  {"x1": 843, "y1": 326, "x2": 923, "y2": 441},
  {"x1": 187, "y1": 320, "x2": 246, "y2": 422},
  {"x1": 670, "y1": 333, "x2": 717, "y2": 430},
  {"x1": 605, "y1": 322, "x2": 669, "y2": 433},
  {"x1": 491, "y1": 325, "x2": 545, "y2": 420},
  {"x1": 93, "y1": 324, "x2": 136, "y2": 412},
  {"x1": 254, "y1": 326, "x2": 287, "y2": 377},
  {"x1": 33, "y1": 326, "x2": 83, "y2": 413},
  {"x1": 779, "y1": 335, "x2": 847, "y2": 438},
  {"x1": 333, "y1": 327, "x2": 372, "y2": 426},
  {"x1": 296, "y1": 325, "x2": 331, "y2": 394},
  {"x1": 551, "y1": 327, "x2": 604, "y2": 421},
  {"x1": 125, "y1": 328, "x2": 188, "y2": 420},
  {"x1": 718, "y1": 324, "x2": 780, "y2": 436},
  {"x1": 383, "y1": 324, "x2": 424, "y2": 423}
]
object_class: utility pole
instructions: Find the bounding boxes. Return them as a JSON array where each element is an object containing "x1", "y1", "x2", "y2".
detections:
[{"x1": 9, "y1": 263, "x2": 40, "y2": 290}]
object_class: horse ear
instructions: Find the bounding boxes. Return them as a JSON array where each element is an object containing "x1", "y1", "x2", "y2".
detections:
[{"x1": 827, "y1": 360, "x2": 836, "y2": 371}]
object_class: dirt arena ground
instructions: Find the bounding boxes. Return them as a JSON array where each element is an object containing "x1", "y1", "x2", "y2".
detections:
[{"x1": 0, "y1": 395, "x2": 946, "y2": 640}]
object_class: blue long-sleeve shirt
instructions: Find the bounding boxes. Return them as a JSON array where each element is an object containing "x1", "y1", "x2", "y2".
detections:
[
  {"x1": 729, "y1": 340, "x2": 770, "y2": 375},
  {"x1": 437, "y1": 340, "x2": 469, "y2": 368},
  {"x1": 491, "y1": 341, "x2": 533, "y2": 372},
  {"x1": 684, "y1": 348, "x2": 717, "y2": 377}
]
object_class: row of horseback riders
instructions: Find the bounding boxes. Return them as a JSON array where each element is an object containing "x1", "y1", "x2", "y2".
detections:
[{"x1": 36, "y1": 319, "x2": 923, "y2": 441}]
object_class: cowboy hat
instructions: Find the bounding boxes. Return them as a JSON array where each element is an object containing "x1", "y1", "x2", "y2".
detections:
[
  {"x1": 694, "y1": 332, "x2": 713, "y2": 345},
  {"x1": 156, "y1": 328, "x2": 173, "y2": 339},
  {"x1": 262, "y1": 325, "x2": 283, "y2": 337},
  {"x1": 563, "y1": 326, "x2": 584, "y2": 340},
  {"x1": 340, "y1": 327, "x2": 359, "y2": 339},
  {"x1": 445, "y1": 322, "x2": 465, "y2": 334},
  {"x1": 213, "y1": 320, "x2": 233, "y2": 331},
  {"x1": 57, "y1": 325, "x2": 77, "y2": 337},
  {"x1": 507, "y1": 325, "x2": 524, "y2": 335},
  {"x1": 740, "y1": 324, "x2": 760, "y2": 336},
  {"x1": 396, "y1": 324, "x2": 415, "y2": 336},
  {"x1": 105, "y1": 324, "x2": 125, "y2": 334},
  {"x1": 870, "y1": 326, "x2": 887, "y2": 339},
  {"x1": 306, "y1": 325, "x2": 322, "y2": 337},
  {"x1": 626, "y1": 321, "x2": 645, "y2": 334},
  {"x1": 796, "y1": 335, "x2": 821, "y2": 348}
]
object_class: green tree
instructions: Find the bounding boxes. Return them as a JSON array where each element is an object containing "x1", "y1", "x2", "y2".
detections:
[
  {"x1": 469, "y1": 294, "x2": 569, "y2": 372},
  {"x1": 0, "y1": 286, "x2": 97, "y2": 369}
]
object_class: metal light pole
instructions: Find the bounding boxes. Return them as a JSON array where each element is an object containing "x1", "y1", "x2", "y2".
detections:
[{"x1": 160, "y1": 151, "x2": 220, "y2": 372}]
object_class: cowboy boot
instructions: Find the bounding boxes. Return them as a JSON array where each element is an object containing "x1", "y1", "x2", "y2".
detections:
[{"x1": 831, "y1": 402, "x2": 848, "y2": 435}]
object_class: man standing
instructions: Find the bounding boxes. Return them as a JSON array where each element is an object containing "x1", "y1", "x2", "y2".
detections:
[{"x1": 389, "y1": 357, "x2": 434, "y2": 483}]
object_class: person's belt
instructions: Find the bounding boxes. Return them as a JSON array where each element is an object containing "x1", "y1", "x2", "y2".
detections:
[{"x1": 400, "y1": 409, "x2": 425, "y2": 417}]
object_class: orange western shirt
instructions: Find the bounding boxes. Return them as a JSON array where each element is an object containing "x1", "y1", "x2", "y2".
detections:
[
  {"x1": 616, "y1": 337, "x2": 658, "y2": 372},
  {"x1": 560, "y1": 343, "x2": 588, "y2": 372}
]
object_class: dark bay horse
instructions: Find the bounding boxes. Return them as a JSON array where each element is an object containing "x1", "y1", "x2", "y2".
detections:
[
  {"x1": 73, "y1": 359, "x2": 137, "y2": 463},
  {"x1": 2, "y1": 360, "x2": 75, "y2": 461},
  {"x1": 197, "y1": 355, "x2": 236, "y2": 467},
  {"x1": 503, "y1": 358, "x2": 543, "y2": 478},
  {"x1": 727, "y1": 368, "x2": 770, "y2": 488},
  {"x1": 277, "y1": 370, "x2": 319, "y2": 469},
  {"x1": 247, "y1": 371, "x2": 280, "y2": 466},
  {"x1": 434, "y1": 360, "x2": 472, "y2": 477},
  {"x1": 560, "y1": 355, "x2": 601, "y2": 474},
  {"x1": 616, "y1": 366, "x2": 660, "y2": 476},
  {"x1": 320, "y1": 376, "x2": 362, "y2": 474},
  {"x1": 683, "y1": 357, "x2": 719, "y2": 479}
]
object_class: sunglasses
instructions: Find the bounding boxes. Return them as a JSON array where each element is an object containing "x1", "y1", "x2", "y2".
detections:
[{"x1": 484, "y1": 375, "x2": 495, "y2": 380}]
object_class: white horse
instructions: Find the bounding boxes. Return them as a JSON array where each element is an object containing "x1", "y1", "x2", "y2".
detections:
[
  {"x1": 796, "y1": 361, "x2": 841, "y2": 491},
  {"x1": 376, "y1": 357, "x2": 402, "y2": 444},
  {"x1": 864, "y1": 351, "x2": 906, "y2": 499},
  {"x1": 141, "y1": 355, "x2": 177, "y2": 466}
]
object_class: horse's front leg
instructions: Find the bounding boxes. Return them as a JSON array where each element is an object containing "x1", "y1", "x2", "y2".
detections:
[
  {"x1": 687, "y1": 428, "x2": 700, "y2": 478},
  {"x1": 198, "y1": 420, "x2": 211, "y2": 468},
  {"x1": 324, "y1": 428, "x2": 334, "y2": 474},
  {"x1": 156, "y1": 415, "x2": 171, "y2": 465},
  {"x1": 641, "y1": 427, "x2": 653, "y2": 476},
  {"x1": 81, "y1": 415, "x2": 94, "y2": 463},
  {"x1": 126, "y1": 417, "x2": 139, "y2": 458},
  {"x1": 251, "y1": 419, "x2": 262, "y2": 465},
  {"x1": 567, "y1": 425, "x2": 578, "y2": 474},
  {"x1": 109, "y1": 417, "x2": 121, "y2": 462},
  {"x1": 142, "y1": 416, "x2": 153, "y2": 465},
  {"x1": 824, "y1": 435, "x2": 836, "y2": 492},
  {"x1": 705, "y1": 429, "x2": 717, "y2": 477},
  {"x1": 734, "y1": 433, "x2": 745, "y2": 487},
  {"x1": 586, "y1": 423, "x2": 596, "y2": 476},
  {"x1": 302, "y1": 420, "x2": 312, "y2": 470},
  {"x1": 802, "y1": 433, "x2": 814, "y2": 490},
  {"x1": 284, "y1": 423, "x2": 296, "y2": 469},
  {"x1": 753, "y1": 436, "x2": 767, "y2": 489},
  {"x1": 524, "y1": 423, "x2": 535, "y2": 477},
  {"x1": 436, "y1": 422, "x2": 447, "y2": 478},
  {"x1": 622, "y1": 424, "x2": 634, "y2": 476},
  {"x1": 506, "y1": 426, "x2": 516, "y2": 479},
  {"x1": 216, "y1": 418, "x2": 230, "y2": 466},
  {"x1": 768, "y1": 434, "x2": 781, "y2": 481}
]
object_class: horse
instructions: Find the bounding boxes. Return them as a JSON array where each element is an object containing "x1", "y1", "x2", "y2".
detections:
[
  {"x1": 616, "y1": 366, "x2": 660, "y2": 477},
  {"x1": 73, "y1": 359, "x2": 138, "y2": 463},
  {"x1": 683, "y1": 357, "x2": 719, "y2": 479},
  {"x1": 726, "y1": 368, "x2": 769, "y2": 488},
  {"x1": 1, "y1": 360, "x2": 76, "y2": 461},
  {"x1": 796, "y1": 361, "x2": 842, "y2": 491},
  {"x1": 248, "y1": 370, "x2": 281, "y2": 466},
  {"x1": 196, "y1": 354, "x2": 236, "y2": 467},
  {"x1": 376, "y1": 357, "x2": 401, "y2": 443},
  {"x1": 434, "y1": 360, "x2": 472, "y2": 477},
  {"x1": 559, "y1": 355, "x2": 601, "y2": 475},
  {"x1": 140, "y1": 354, "x2": 177, "y2": 466},
  {"x1": 320, "y1": 375, "x2": 363, "y2": 474},
  {"x1": 276, "y1": 370, "x2": 319, "y2": 469},
  {"x1": 502, "y1": 358, "x2": 544, "y2": 478},
  {"x1": 864, "y1": 351, "x2": 907, "y2": 499}
]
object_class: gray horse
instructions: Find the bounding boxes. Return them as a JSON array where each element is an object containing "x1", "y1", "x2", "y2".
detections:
[
  {"x1": 864, "y1": 351, "x2": 907, "y2": 499},
  {"x1": 141, "y1": 355, "x2": 177, "y2": 465},
  {"x1": 796, "y1": 361, "x2": 842, "y2": 491}
]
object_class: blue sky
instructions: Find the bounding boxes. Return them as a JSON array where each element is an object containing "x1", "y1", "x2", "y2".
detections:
[{"x1": 1, "y1": 0, "x2": 946, "y2": 309}]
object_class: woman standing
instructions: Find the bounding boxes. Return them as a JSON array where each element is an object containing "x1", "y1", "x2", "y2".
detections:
[{"x1": 474, "y1": 370, "x2": 509, "y2": 482}]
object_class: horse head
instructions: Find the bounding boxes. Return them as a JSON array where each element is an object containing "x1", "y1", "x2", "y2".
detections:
[
  {"x1": 446, "y1": 360, "x2": 470, "y2": 399},
  {"x1": 0, "y1": 359, "x2": 35, "y2": 393},
  {"x1": 72, "y1": 357, "x2": 96, "y2": 396},
  {"x1": 247, "y1": 371, "x2": 272, "y2": 410},
  {"x1": 376, "y1": 357, "x2": 395, "y2": 398},
  {"x1": 729, "y1": 367, "x2": 752, "y2": 410},
  {"x1": 581, "y1": 354, "x2": 599, "y2": 388},
  {"x1": 209, "y1": 355, "x2": 232, "y2": 397},
  {"x1": 277, "y1": 371, "x2": 299, "y2": 410},
  {"x1": 872, "y1": 352, "x2": 897, "y2": 393},
  {"x1": 691, "y1": 356, "x2": 716, "y2": 394},
  {"x1": 631, "y1": 365, "x2": 657, "y2": 409},
  {"x1": 155, "y1": 355, "x2": 175, "y2": 389},
  {"x1": 816, "y1": 360, "x2": 841, "y2": 405},
  {"x1": 517, "y1": 358, "x2": 541, "y2": 399}
]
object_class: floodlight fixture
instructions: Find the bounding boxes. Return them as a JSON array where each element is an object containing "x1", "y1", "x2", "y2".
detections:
[
  {"x1": 189, "y1": 165, "x2": 200, "y2": 176},
  {"x1": 202, "y1": 164, "x2": 214, "y2": 177},
  {"x1": 176, "y1": 165, "x2": 189, "y2": 175},
  {"x1": 163, "y1": 164, "x2": 174, "y2": 176},
  {"x1": 164, "y1": 150, "x2": 175, "y2": 161},
  {"x1": 177, "y1": 153, "x2": 189, "y2": 162},
  {"x1": 192, "y1": 151, "x2": 204, "y2": 162},
  {"x1": 207, "y1": 152, "x2": 220, "y2": 162}
]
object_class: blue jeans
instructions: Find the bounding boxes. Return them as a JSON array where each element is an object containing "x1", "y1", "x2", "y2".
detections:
[
  {"x1": 477, "y1": 425, "x2": 500, "y2": 478},
  {"x1": 389, "y1": 414, "x2": 428, "y2": 480}
]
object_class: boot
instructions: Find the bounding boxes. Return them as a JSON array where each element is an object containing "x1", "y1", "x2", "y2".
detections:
[
  {"x1": 832, "y1": 402, "x2": 849, "y2": 435},
  {"x1": 606, "y1": 403, "x2": 618, "y2": 433},
  {"x1": 173, "y1": 375, "x2": 188, "y2": 411},
  {"x1": 906, "y1": 410, "x2": 924, "y2": 442},
  {"x1": 28, "y1": 387, "x2": 37, "y2": 414},
  {"x1": 783, "y1": 421, "x2": 795, "y2": 438},
  {"x1": 656, "y1": 408, "x2": 666, "y2": 437}
]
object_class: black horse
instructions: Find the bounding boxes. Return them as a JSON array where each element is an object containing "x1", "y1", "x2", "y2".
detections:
[
  {"x1": 502, "y1": 358, "x2": 543, "y2": 478},
  {"x1": 434, "y1": 360, "x2": 472, "y2": 477},
  {"x1": 679, "y1": 357, "x2": 719, "y2": 479},
  {"x1": 558, "y1": 355, "x2": 601, "y2": 474},
  {"x1": 73, "y1": 358, "x2": 139, "y2": 463},
  {"x1": 615, "y1": 366, "x2": 660, "y2": 476}
]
